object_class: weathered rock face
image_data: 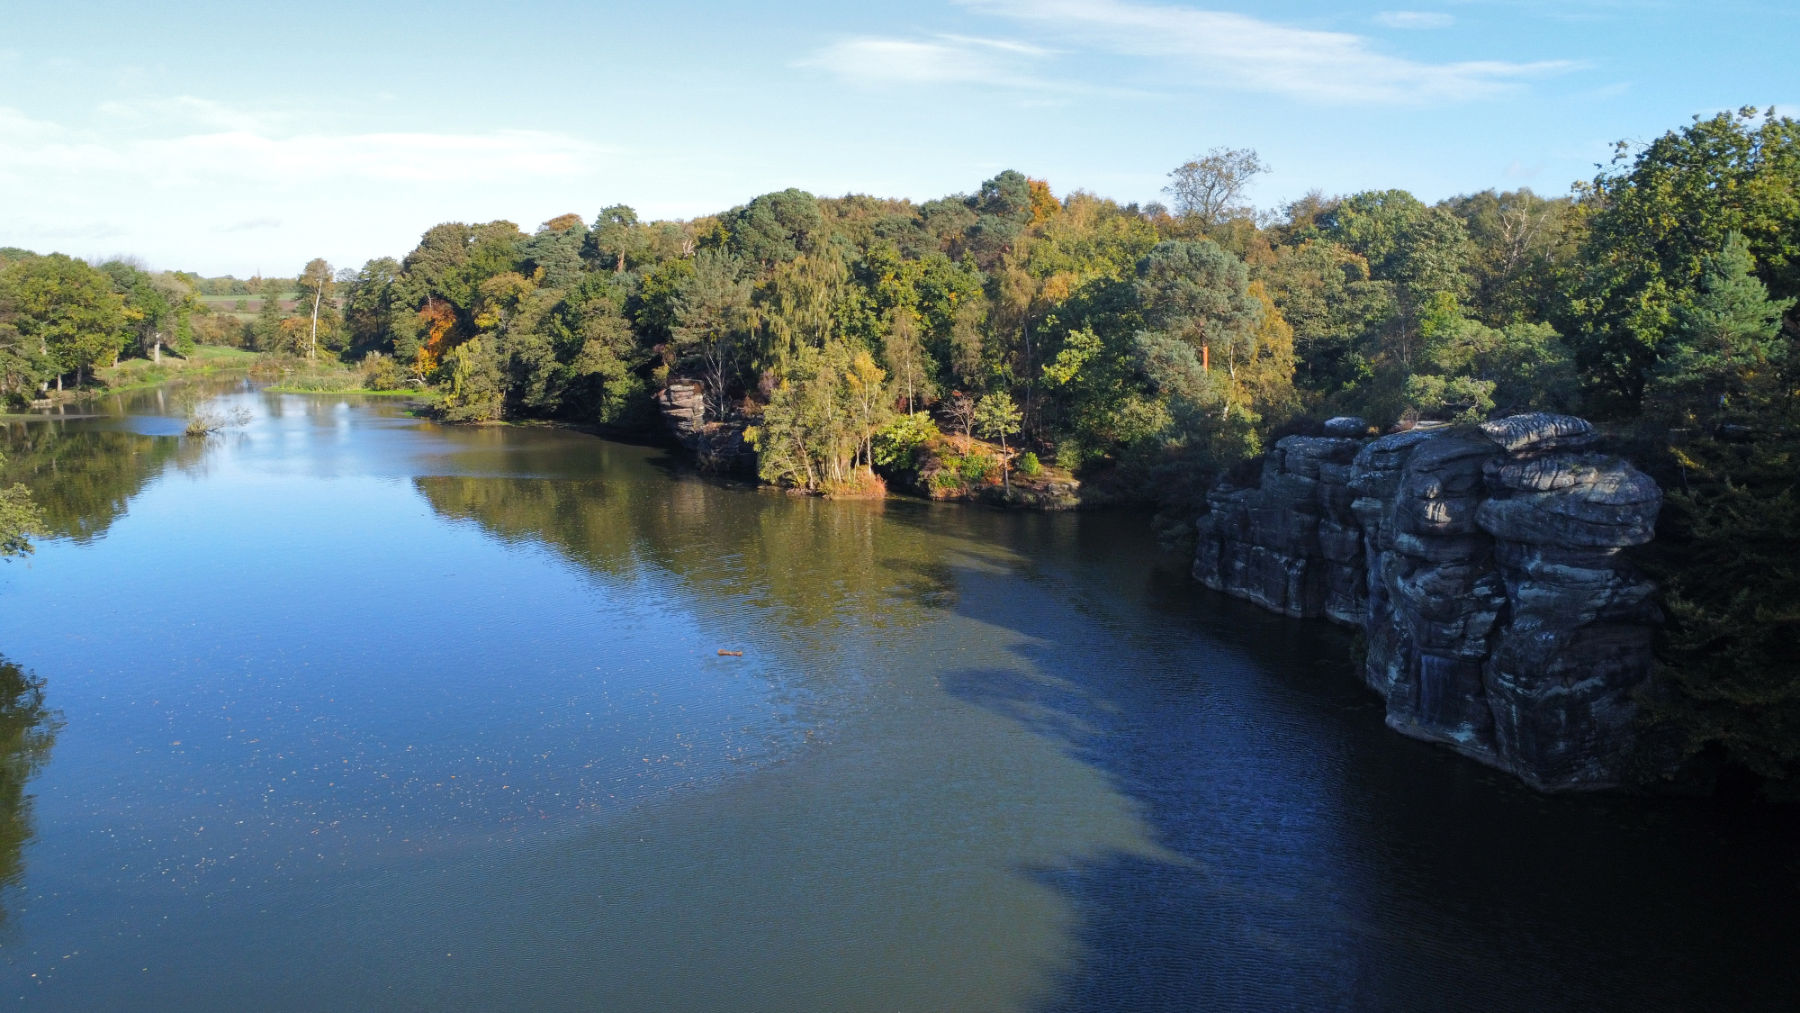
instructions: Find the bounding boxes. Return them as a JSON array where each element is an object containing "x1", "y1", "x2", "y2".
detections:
[
  {"x1": 1195, "y1": 413, "x2": 1663, "y2": 791},
  {"x1": 655, "y1": 381, "x2": 756, "y2": 475}
]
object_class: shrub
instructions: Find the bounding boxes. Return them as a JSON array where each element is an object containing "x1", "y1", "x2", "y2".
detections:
[
  {"x1": 957, "y1": 453, "x2": 996, "y2": 483},
  {"x1": 1054, "y1": 441, "x2": 1085, "y2": 471},
  {"x1": 1016, "y1": 451, "x2": 1043, "y2": 478},
  {"x1": 871, "y1": 413, "x2": 941, "y2": 471},
  {"x1": 359, "y1": 352, "x2": 406, "y2": 391}
]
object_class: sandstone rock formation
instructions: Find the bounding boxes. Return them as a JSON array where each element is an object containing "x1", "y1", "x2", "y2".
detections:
[
  {"x1": 655, "y1": 381, "x2": 756, "y2": 475},
  {"x1": 1195, "y1": 413, "x2": 1662, "y2": 790}
]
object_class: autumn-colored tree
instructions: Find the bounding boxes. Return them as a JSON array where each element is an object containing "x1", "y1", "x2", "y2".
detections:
[
  {"x1": 413, "y1": 300, "x2": 459, "y2": 377},
  {"x1": 1026, "y1": 178, "x2": 1060, "y2": 226}
]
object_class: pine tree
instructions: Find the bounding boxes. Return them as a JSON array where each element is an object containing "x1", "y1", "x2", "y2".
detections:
[{"x1": 1652, "y1": 232, "x2": 1793, "y2": 424}]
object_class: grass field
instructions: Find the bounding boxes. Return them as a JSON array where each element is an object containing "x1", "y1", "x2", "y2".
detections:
[
  {"x1": 197, "y1": 290, "x2": 303, "y2": 320},
  {"x1": 96, "y1": 345, "x2": 262, "y2": 392}
]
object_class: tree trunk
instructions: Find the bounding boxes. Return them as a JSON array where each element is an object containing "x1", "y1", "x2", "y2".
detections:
[{"x1": 309, "y1": 286, "x2": 322, "y2": 361}]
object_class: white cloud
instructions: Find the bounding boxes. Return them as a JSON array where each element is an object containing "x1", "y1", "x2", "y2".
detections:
[
  {"x1": 1375, "y1": 11, "x2": 1456, "y2": 29},
  {"x1": 956, "y1": 0, "x2": 1577, "y2": 104},
  {"x1": 0, "y1": 98, "x2": 625, "y2": 274},
  {"x1": 0, "y1": 102, "x2": 610, "y2": 189},
  {"x1": 800, "y1": 34, "x2": 1061, "y2": 91},
  {"x1": 215, "y1": 217, "x2": 283, "y2": 234}
]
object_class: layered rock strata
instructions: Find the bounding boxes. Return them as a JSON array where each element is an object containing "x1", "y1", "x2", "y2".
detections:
[
  {"x1": 1195, "y1": 414, "x2": 1662, "y2": 790},
  {"x1": 655, "y1": 381, "x2": 756, "y2": 474}
]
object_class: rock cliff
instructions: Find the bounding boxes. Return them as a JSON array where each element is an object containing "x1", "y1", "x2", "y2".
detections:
[
  {"x1": 1195, "y1": 413, "x2": 1662, "y2": 791},
  {"x1": 655, "y1": 381, "x2": 757, "y2": 475}
]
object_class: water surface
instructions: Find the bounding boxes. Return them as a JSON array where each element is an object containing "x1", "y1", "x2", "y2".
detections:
[{"x1": 1, "y1": 383, "x2": 1795, "y2": 1011}]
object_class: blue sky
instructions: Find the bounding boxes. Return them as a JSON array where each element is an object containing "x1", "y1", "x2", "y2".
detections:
[{"x1": 2, "y1": 0, "x2": 1794, "y2": 277}]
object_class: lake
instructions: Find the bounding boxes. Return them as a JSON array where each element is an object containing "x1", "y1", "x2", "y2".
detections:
[{"x1": 1, "y1": 381, "x2": 1795, "y2": 1011}]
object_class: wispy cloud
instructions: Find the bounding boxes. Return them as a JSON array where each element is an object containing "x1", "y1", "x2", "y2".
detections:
[
  {"x1": 1375, "y1": 11, "x2": 1457, "y2": 29},
  {"x1": 799, "y1": 34, "x2": 1065, "y2": 92},
  {"x1": 0, "y1": 101, "x2": 611, "y2": 189},
  {"x1": 956, "y1": 0, "x2": 1578, "y2": 104},
  {"x1": 215, "y1": 217, "x2": 283, "y2": 234}
]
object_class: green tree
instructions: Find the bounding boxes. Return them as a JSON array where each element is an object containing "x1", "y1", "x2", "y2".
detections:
[
  {"x1": 0, "y1": 254, "x2": 126, "y2": 388},
  {"x1": 343, "y1": 257, "x2": 404, "y2": 358},
  {"x1": 523, "y1": 213, "x2": 589, "y2": 289},
  {"x1": 1650, "y1": 232, "x2": 1793, "y2": 425},
  {"x1": 1135, "y1": 240, "x2": 1263, "y2": 399},
  {"x1": 720, "y1": 189, "x2": 822, "y2": 267},
  {"x1": 440, "y1": 336, "x2": 505, "y2": 421},
  {"x1": 758, "y1": 251, "x2": 852, "y2": 368},
  {"x1": 1563, "y1": 108, "x2": 1800, "y2": 412},
  {"x1": 252, "y1": 278, "x2": 287, "y2": 351},
  {"x1": 589, "y1": 205, "x2": 644, "y2": 274},
  {"x1": 973, "y1": 391, "x2": 1023, "y2": 492},
  {"x1": 881, "y1": 306, "x2": 936, "y2": 414},
  {"x1": 745, "y1": 340, "x2": 880, "y2": 490},
  {"x1": 670, "y1": 253, "x2": 754, "y2": 419}
]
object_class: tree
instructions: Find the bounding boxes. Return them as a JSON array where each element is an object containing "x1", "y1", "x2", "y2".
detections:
[
  {"x1": 670, "y1": 252, "x2": 754, "y2": 419},
  {"x1": 882, "y1": 307, "x2": 936, "y2": 414},
  {"x1": 252, "y1": 278, "x2": 287, "y2": 351},
  {"x1": 758, "y1": 251, "x2": 851, "y2": 368},
  {"x1": 343, "y1": 257, "x2": 403, "y2": 357},
  {"x1": 721, "y1": 189, "x2": 822, "y2": 267},
  {"x1": 974, "y1": 391, "x2": 1023, "y2": 492},
  {"x1": 1563, "y1": 108, "x2": 1800, "y2": 412},
  {"x1": 589, "y1": 205, "x2": 643, "y2": 274},
  {"x1": 0, "y1": 254, "x2": 126, "y2": 389},
  {"x1": 1258, "y1": 239, "x2": 1390, "y2": 402},
  {"x1": 1445, "y1": 188, "x2": 1578, "y2": 326},
  {"x1": 1318, "y1": 190, "x2": 1472, "y2": 374},
  {"x1": 440, "y1": 336, "x2": 505, "y2": 421},
  {"x1": 1650, "y1": 232, "x2": 1794, "y2": 424},
  {"x1": 1163, "y1": 147, "x2": 1267, "y2": 231},
  {"x1": 523, "y1": 215, "x2": 589, "y2": 289},
  {"x1": 296, "y1": 258, "x2": 334, "y2": 360},
  {"x1": 745, "y1": 340, "x2": 883, "y2": 491},
  {"x1": 942, "y1": 391, "x2": 977, "y2": 440},
  {"x1": 1135, "y1": 240, "x2": 1263, "y2": 402}
]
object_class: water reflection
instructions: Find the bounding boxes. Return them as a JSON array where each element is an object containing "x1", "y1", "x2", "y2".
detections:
[
  {"x1": 0, "y1": 655, "x2": 59, "y2": 925},
  {"x1": 414, "y1": 474, "x2": 966, "y2": 641},
  {"x1": 0, "y1": 423, "x2": 208, "y2": 542}
]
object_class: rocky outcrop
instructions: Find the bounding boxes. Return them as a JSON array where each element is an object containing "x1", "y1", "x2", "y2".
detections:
[
  {"x1": 1195, "y1": 413, "x2": 1663, "y2": 791},
  {"x1": 655, "y1": 381, "x2": 756, "y2": 475}
]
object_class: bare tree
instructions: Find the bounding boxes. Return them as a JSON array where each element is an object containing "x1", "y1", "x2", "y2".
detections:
[{"x1": 1163, "y1": 147, "x2": 1269, "y2": 230}]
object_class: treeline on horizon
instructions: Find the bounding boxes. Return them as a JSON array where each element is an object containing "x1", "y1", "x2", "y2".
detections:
[{"x1": 2, "y1": 106, "x2": 1797, "y2": 798}]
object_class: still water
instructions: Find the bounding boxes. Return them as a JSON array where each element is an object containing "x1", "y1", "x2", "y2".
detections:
[{"x1": 1, "y1": 382, "x2": 1795, "y2": 1011}]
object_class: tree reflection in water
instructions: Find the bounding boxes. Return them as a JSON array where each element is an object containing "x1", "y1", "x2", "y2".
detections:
[{"x1": 0, "y1": 655, "x2": 58, "y2": 926}]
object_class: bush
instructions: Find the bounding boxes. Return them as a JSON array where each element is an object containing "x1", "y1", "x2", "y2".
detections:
[
  {"x1": 359, "y1": 352, "x2": 406, "y2": 391},
  {"x1": 871, "y1": 413, "x2": 941, "y2": 471},
  {"x1": 1016, "y1": 451, "x2": 1043, "y2": 478},
  {"x1": 1054, "y1": 441, "x2": 1086, "y2": 471},
  {"x1": 957, "y1": 453, "x2": 996, "y2": 483}
]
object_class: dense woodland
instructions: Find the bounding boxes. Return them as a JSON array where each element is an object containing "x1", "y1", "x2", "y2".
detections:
[{"x1": 2, "y1": 107, "x2": 1797, "y2": 797}]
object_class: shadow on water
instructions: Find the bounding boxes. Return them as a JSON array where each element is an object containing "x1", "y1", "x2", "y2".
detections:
[
  {"x1": 908, "y1": 510, "x2": 1800, "y2": 1013},
  {"x1": 0, "y1": 656, "x2": 59, "y2": 931}
]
